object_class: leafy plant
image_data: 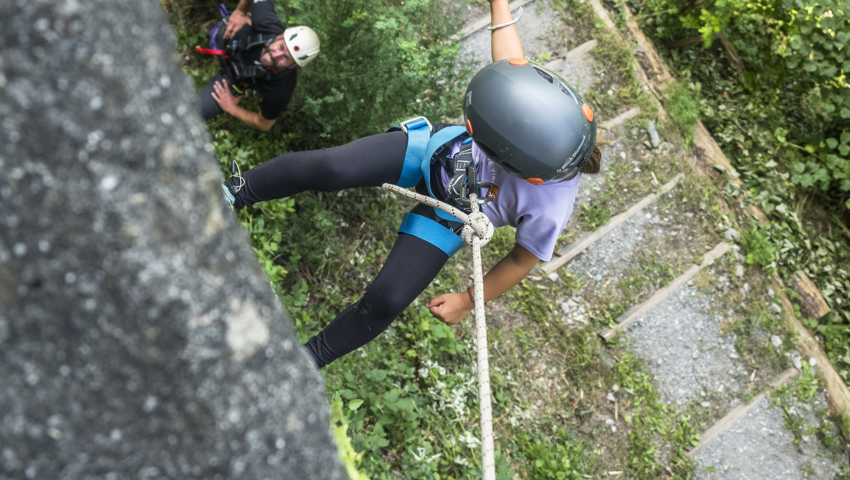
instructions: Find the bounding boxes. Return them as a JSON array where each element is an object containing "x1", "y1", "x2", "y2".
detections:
[
  {"x1": 740, "y1": 226, "x2": 776, "y2": 269},
  {"x1": 330, "y1": 395, "x2": 372, "y2": 480},
  {"x1": 513, "y1": 428, "x2": 590, "y2": 480},
  {"x1": 625, "y1": 0, "x2": 850, "y2": 387},
  {"x1": 796, "y1": 361, "x2": 819, "y2": 401},
  {"x1": 275, "y1": 0, "x2": 469, "y2": 150}
]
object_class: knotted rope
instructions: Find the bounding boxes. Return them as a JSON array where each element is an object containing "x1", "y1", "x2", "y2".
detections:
[{"x1": 382, "y1": 183, "x2": 497, "y2": 480}]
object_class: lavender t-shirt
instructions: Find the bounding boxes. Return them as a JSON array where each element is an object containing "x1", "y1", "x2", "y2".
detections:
[{"x1": 439, "y1": 139, "x2": 580, "y2": 261}]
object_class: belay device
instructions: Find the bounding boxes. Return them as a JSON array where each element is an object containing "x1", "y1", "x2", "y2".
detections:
[{"x1": 195, "y1": 33, "x2": 278, "y2": 90}]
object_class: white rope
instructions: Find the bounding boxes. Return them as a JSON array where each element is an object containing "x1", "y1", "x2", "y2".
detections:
[{"x1": 382, "y1": 184, "x2": 496, "y2": 480}]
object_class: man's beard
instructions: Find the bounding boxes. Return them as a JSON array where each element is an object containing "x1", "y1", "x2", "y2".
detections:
[{"x1": 259, "y1": 45, "x2": 273, "y2": 67}]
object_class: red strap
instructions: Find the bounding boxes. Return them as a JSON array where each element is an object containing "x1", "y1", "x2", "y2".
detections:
[{"x1": 195, "y1": 46, "x2": 226, "y2": 56}]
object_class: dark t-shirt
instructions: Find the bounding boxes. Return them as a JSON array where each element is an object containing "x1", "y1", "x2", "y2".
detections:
[{"x1": 218, "y1": 0, "x2": 297, "y2": 120}]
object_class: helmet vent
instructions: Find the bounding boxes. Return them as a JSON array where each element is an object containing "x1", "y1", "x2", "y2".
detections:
[
  {"x1": 476, "y1": 141, "x2": 498, "y2": 159},
  {"x1": 533, "y1": 67, "x2": 553, "y2": 84},
  {"x1": 498, "y1": 161, "x2": 523, "y2": 176},
  {"x1": 559, "y1": 83, "x2": 578, "y2": 104}
]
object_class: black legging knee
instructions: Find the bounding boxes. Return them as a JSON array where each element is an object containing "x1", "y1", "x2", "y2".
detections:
[{"x1": 304, "y1": 233, "x2": 449, "y2": 368}]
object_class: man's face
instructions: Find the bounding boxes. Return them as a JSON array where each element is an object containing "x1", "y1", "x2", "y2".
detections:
[{"x1": 260, "y1": 38, "x2": 296, "y2": 69}]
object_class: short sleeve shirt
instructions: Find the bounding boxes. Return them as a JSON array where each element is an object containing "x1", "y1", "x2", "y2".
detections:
[
  {"x1": 223, "y1": 0, "x2": 297, "y2": 119},
  {"x1": 439, "y1": 139, "x2": 580, "y2": 261}
]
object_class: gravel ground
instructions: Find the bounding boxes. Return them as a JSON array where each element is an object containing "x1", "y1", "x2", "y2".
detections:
[
  {"x1": 547, "y1": 42, "x2": 601, "y2": 95},
  {"x1": 694, "y1": 393, "x2": 843, "y2": 479},
  {"x1": 566, "y1": 208, "x2": 652, "y2": 282},
  {"x1": 459, "y1": 0, "x2": 565, "y2": 71},
  {"x1": 626, "y1": 285, "x2": 749, "y2": 408}
]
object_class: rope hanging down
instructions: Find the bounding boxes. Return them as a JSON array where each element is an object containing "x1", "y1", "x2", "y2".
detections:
[{"x1": 382, "y1": 183, "x2": 497, "y2": 480}]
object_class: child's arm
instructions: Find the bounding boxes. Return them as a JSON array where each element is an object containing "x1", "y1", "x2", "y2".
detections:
[
  {"x1": 427, "y1": 243, "x2": 539, "y2": 325},
  {"x1": 488, "y1": 0, "x2": 524, "y2": 62}
]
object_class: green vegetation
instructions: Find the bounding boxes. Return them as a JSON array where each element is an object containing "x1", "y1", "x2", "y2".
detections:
[
  {"x1": 770, "y1": 369, "x2": 849, "y2": 470},
  {"x1": 623, "y1": 0, "x2": 850, "y2": 383},
  {"x1": 615, "y1": 353, "x2": 699, "y2": 477},
  {"x1": 662, "y1": 82, "x2": 700, "y2": 142},
  {"x1": 512, "y1": 428, "x2": 590, "y2": 480},
  {"x1": 796, "y1": 361, "x2": 819, "y2": 401},
  {"x1": 578, "y1": 202, "x2": 612, "y2": 229},
  {"x1": 740, "y1": 226, "x2": 777, "y2": 270}
]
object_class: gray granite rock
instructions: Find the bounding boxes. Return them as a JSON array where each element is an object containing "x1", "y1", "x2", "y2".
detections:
[{"x1": 0, "y1": 1, "x2": 346, "y2": 478}]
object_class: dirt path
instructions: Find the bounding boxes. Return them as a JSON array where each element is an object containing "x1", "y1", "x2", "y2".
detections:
[{"x1": 456, "y1": 0, "x2": 850, "y2": 476}]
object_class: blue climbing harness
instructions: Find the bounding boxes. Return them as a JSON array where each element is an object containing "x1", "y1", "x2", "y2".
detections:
[{"x1": 392, "y1": 116, "x2": 489, "y2": 257}]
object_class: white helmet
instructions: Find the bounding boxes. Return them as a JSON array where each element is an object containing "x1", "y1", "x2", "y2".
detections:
[{"x1": 282, "y1": 26, "x2": 320, "y2": 67}]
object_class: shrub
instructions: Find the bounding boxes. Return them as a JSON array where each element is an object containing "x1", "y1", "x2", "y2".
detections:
[
  {"x1": 663, "y1": 81, "x2": 699, "y2": 141},
  {"x1": 276, "y1": 0, "x2": 469, "y2": 150},
  {"x1": 741, "y1": 226, "x2": 776, "y2": 269}
]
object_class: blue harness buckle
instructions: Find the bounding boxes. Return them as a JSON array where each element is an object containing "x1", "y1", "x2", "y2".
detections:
[{"x1": 399, "y1": 116, "x2": 432, "y2": 133}]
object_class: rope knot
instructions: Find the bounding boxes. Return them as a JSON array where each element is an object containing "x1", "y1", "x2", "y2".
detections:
[{"x1": 462, "y1": 212, "x2": 494, "y2": 246}]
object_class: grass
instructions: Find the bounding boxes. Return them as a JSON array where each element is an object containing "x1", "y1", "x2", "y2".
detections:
[
  {"x1": 769, "y1": 370, "x2": 850, "y2": 474},
  {"x1": 662, "y1": 82, "x2": 700, "y2": 143},
  {"x1": 578, "y1": 202, "x2": 612, "y2": 230},
  {"x1": 740, "y1": 225, "x2": 777, "y2": 270}
]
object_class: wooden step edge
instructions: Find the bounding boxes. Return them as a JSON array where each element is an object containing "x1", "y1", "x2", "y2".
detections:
[
  {"x1": 599, "y1": 241, "x2": 730, "y2": 342},
  {"x1": 775, "y1": 277, "x2": 850, "y2": 418},
  {"x1": 601, "y1": 107, "x2": 641, "y2": 130},
  {"x1": 540, "y1": 173, "x2": 683, "y2": 275},
  {"x1": 687, "y1": 368, "x2": 799, "y2": 458}
]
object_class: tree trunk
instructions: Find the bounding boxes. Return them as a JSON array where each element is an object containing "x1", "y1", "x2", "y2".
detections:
[{"x1": 0, "y1": 1, "x2": 346, "y2": 478}]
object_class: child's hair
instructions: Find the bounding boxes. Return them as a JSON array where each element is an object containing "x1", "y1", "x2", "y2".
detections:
[{"x1": 580, "y1": 138, "x2": 612, "y2": 175}]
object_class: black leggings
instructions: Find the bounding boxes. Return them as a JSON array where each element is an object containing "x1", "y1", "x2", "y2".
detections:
[{"x1": 226, "y1": 129, "x2": 454, "y2": 368}]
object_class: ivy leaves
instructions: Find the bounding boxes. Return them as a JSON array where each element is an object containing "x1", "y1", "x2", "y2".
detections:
[{"x1": 783, "y1": 2, "x2": 850, "y2": 122}]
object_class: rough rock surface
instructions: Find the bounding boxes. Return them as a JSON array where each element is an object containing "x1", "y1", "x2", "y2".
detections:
[{"x1": 0, "y1": 1, "x2": 346, "y2": 479}]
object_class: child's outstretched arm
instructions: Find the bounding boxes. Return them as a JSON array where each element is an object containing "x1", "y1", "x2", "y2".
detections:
[
  {"x1": 427, "y1": 243, "x2": 539, "y2": 325},
  {"x1": 489, "y1": 0, "x2": 524, "y2": 62}
]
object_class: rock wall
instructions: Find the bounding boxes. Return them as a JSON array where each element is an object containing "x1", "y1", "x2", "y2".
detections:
[{"x1": 0, "y1": 0, "x2": 346, "y2": 478}]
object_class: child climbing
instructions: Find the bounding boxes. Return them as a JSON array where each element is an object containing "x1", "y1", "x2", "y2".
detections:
[{"x1": 222, "y1": 0, "x2": 604, "y2": 368}]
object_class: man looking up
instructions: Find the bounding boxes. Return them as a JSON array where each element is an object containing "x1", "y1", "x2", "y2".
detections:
[{"x1": 197, "y1": 0, "x2": 320, "y2": 131}]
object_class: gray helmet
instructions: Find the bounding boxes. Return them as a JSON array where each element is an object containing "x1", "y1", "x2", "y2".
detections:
[{"x1": 463, "y1": 59, "x2": 597, "y2": 184}]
